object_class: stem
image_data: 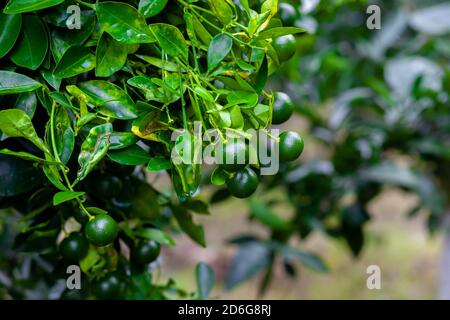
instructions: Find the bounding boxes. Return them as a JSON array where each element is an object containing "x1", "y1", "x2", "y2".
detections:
[
  {"x1": 189, "y1": 9, "x2": 247, "y2": 46},
  {"x1": 263, "y1": 129, "x2": 280, "y2": 143},
  {"x1": 75, "y1": 0, "x2": 95, "y2": 9},
  {"x1": 176, "y1": 58, "x2": 219, "y2": 93},
  {"x1": 188, "y1": 80, "x2": 206, "y2": 129},
  {"x1": 50, "y1": 102, "x2": 93, "y2": 220},
  {"x1": 50, "y1": 103, "x2": 61, "y2": 164},
  {"x1": 190, "y1": 4, "x2": 215, "y2": 16},
  {"x1": 176, "y1": 60, "x2": 188, "y2": 130}
]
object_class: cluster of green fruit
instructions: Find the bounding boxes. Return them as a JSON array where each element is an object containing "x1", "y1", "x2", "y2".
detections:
[
  {"x1": 59, "y1": 226, "x2": 160, "y2": 299},
  {"x1": 223, "y1": 92, "x2": 304, "y2": 199}
]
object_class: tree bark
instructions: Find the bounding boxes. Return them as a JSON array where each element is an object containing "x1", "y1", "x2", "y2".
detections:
[{"x1": 439, "y1": 214, "x2": 450, "y2": 300}]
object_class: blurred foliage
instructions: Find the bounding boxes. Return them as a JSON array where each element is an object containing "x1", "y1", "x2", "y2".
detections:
[{"x1": 218, "y1": 0, "x2": 450, "y2": 294}]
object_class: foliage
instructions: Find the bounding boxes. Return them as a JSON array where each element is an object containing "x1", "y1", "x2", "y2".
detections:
[{"x1": 0, "y1": 0, "x2": 303, "y2": 299}]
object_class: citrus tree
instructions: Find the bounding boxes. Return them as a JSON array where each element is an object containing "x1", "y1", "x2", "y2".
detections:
[{"x1": 0, "y1": 0, "x2": 304, "y2": 299}]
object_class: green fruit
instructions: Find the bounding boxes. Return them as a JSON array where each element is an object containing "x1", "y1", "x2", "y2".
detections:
[
  {"x1": 94, "y1": 174, "x2": 122, "y2": 198},
  {"x1": 273, "y1": 34, "x2": 296, "y2": 62},
  {"x1": 73, "y1": 207, "x2": 89, "y2": 225},
  {"x1": 85, "y1": 214, "x2": 118, "y2": 247},
  {"x1": 220, "y1": 140, "x2": 248, "y2": 172},
  {"x1": 59, "y1": 233, "x2": 89, "y2": 261},
  {"x1": 134, "y1": 240, "x2": 161, "y2": 265},
  {"x1": 93, "y1": 273, "x2": 122, "y2": 299},
  {"x1": 226, "y1": 167, "x2": 259, "y2": 198},
  {"x1": 272, "y1": 92, "x2": 294, "y2": 124},
  {"x1": 279, "y1": 3, "x2": 298, "y2": 26},
  {"x1": 279, "y1": 131, "x2": 304, "y2": 162}
]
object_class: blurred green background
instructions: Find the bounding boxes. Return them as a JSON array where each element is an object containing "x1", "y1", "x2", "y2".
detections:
[{"x1": 157, "y1": 0, "x2": 450, "y2": 299}]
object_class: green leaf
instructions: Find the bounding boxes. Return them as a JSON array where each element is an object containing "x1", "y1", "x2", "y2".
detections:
[
  {"x1": 225, "y1": 241, "x2": 271, "y2": 290},
  {"x1": 127, "y1": 75, "x2": 160, "y2": 100},
  {"x1": 76, "y1": 113, "x2": 96, "y2": 129},
  {"x1": 14, "y1": 91, "x2": 37, "y2": 118},
  {"x1": 253, "y1": 103, "x2": 270, "y2": 124},
  {"x1": 80, "y1": 247, "x2": 102, "y2": 273},
  {"x1": 51, "y1": 11, "x2": 96, "y2": 47},
  {"x1": 36, "y1": 87, "x2": 53, "y2": 113},
  {"x1": 9, "y1": 15, "x2": 48, "y2": 70},
  {"x1": 49, "y1": 92, "x2": 73, "y2": 110},
  {"x1": 0, "y1": 109, "x2": 49, "y2": 153},
  {"x1": 225, "y1": 91, "x2": 258, "y2": 109},
  {"x1": 85, "y1": 207, "x2": 108, "y2": 215},
  {"x1": 4, "y1": 0, "x2": 64, "y2": 14},
  {"x1": 50, "y1": 29, "x2": 70, "y2": 62},
  {"x1": 173, "y1": 206, "x2": 206, "y2": 247},
  {"x1": 126, "y1": 271, "x2": 152, "y2": 299},
  {"x1": 255, "y1": 26, "x2": 304, "y2": 40},
  {"x1": 96, "y1": 2, "x2": 154, "y2": 44},
  {"x1": 234, "y1": 74, "x2": 256, "y2": 92},
  {"x1": 96, "y1": 32, "x2": 133, "y2": 77},
  {"x1": 207, "y1": 0, "x2": 233, "y2": 25},
  {"x1": 139, "y1": 0, "x2": 168, "y2": 18},
  {"x1": 211, "y1": 166, "x2": 227, "y2": 186},
  {"x1": 229, "y1": 106, "x2": 244, "y2": 129},
  {"x1": 0, "y1": 154, "x2": 42, "y2": 197},
  {"x1": 239, "y1": 0, "x2": 250, "y2": 14},
  {"x1": 43, "y1": 158, "x2": 68, "y2": 191},
  {"x1": 184, "y1": 12, "x2": 200, "y2": 48},
  {"x1": 41, "y1": 69, "x2": 61, "y2": 91},
  {"x1": 248, "y1": 10, "x2": 270, "y2": 36},
  {"x1": 147, "y1": 157, "x2": 172, "y2": 172},
  {"x1": 109, "y1": 132, "x2": 139, "y2": 150},
  {"x1": 190, "y1": 14, "x2": 212, "y2": 46},
  {"x1": 235, "y1": 58, "x2": 255, "y2": 72},
  {"x1": 129, "y1": 177, "x2": 161, "y2": 220},
  {"x1": 53, "y1": 46, "x2": 96, "y2": 79},
  {"x1": 254, "y1": 56, "x2": 268, "y2": 92},
  {"x1": 193, "y1": 86, "x2": 215, "y2": 103},
  {"x1": 53, "y1": 191, "x2": 85, "y2": 206},
  {"x1": 207, "y1": 34, "x2": 233, "y2": 71},
  {"x1": 53, "y1": 106, "x2": 74, "y2": 165},
  {"x1": 149, "y1": 23, "x2": 188, "y2": 61},
  {"x1": 0, "y1": 13, "x2": 22, "y2": 58},
  {"x1": 172, "y1": 163, "x2": 201, "y2": 202},
  {"x1": 77, "y1": 123, "x2": 113, "y2": 181},
  {"x1": 196, "y1": 262, "x2": 215, "y2": 299},
  {"x1": 261, "y1": 0, "x2": 278, "y2": 15},
  {"x1": 270, "y1": 243, "x2": 329, "y2": 273},
  {"x1": 136, "y1": 228, "x2": 175, "y2": 246},
  {"x1": 67, "y1": 80, "x2": 137, "y2": 120},
  {"x1": 0, "y1": 149, "x2": 57, "y2": 165},
  {"x1": 359, "y1": 162, "x2": 421, "y2": 189},
  {"x1": 410, "y1": 138, "x2": 450, "y2": 160},
  {"x1": 136, "y1": 55, "x2": 179, "y2": 72},
  {"x1": 250, "y1": 47, "x2": 265, "y2": 63},
  {"x1": 185, "y1": 200, "x2": 210, "y2": 215},
  {"x1": 249, "y1": 199, "x2": 292, "y2": 231},
  {"x1": 108, "y1": 145, "x2": 151, "y2": 166}
]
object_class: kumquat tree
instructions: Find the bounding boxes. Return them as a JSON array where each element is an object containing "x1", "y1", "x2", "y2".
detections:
[{"x1": 1, "y1": 0, "x2": 449, "y2": 303}]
